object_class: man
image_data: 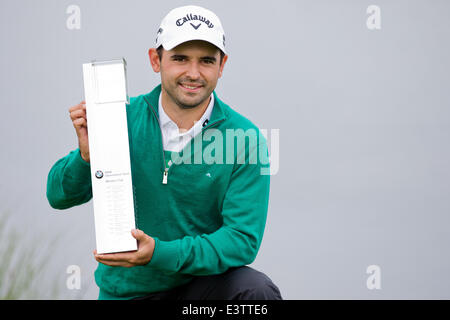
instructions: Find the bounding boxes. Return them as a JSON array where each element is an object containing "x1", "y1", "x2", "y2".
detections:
[{"x1": 47, "y1": 5, "x2": 282, "y2": 300}]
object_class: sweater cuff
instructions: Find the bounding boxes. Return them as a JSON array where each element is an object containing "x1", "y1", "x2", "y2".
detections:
[
  {"x1": 64, "y1": 149, "x2": 91, "y2": 182},
  {"x1": 148, "y1": 237, "x2": 180, "y2": 272}
]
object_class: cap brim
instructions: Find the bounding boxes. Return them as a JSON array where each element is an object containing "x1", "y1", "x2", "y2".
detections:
[{"x1": 162, "y1": 35, "x2": 226, "y2": 54}]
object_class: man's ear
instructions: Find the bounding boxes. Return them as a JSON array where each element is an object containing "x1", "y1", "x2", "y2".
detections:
[
  {"x1": 218, "y1": 55, "x2": 228, "y2": 78},
  {"x1": 148, "y1": 48, "x2": 161, "y2": 73}
]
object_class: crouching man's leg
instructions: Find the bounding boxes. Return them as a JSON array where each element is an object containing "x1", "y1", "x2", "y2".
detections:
[{"x1": 172, "y1": 266, "x2": 283, "y2": 300}]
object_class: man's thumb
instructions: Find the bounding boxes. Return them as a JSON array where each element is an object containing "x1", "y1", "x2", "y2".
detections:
[{"x1": 131, "y1": 229, "x2": 145, "y2": 240}]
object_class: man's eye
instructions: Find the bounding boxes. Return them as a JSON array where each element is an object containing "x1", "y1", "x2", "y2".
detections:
[
  {"x1": 173, "y1": 57, "x2": 185, "y2": 61},
  {"x1": 202, "y1": 60, "x2": 214, "y2": 64}
]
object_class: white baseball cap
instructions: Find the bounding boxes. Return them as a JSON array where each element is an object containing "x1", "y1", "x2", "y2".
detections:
[{"x1": 155, "y1": 5, "x2": 227, "y2": 54}]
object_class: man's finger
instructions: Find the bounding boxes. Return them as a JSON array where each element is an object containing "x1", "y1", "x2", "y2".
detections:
[
  {"x1": 95, "y1": 251, "x2": 136, "y2": 262},
  {"x1": 94, "y1": 252, "x2": 134, "y2": 266},
  {"x1": 70, "y1": 109, "x2": 86, "y2": 121},
  {"x1": 73, "y1": 117, "x2": 87, "y2": 128},
  {"x1": 68, "y1": 101, "x2": 86, "y2": 113},
  {"x1": 95, "y1": 257, "x2": 133, "y2": 268}
]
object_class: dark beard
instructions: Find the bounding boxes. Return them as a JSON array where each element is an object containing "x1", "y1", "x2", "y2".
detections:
[{"x1": 177, "y1": 101, "x2": 200, "y2": 109}]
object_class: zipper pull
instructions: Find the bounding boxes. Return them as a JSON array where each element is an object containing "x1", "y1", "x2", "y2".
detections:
[
  {"x1": 162, "y1": 168, "x2": 168, "y2": 184},
  {"x1": 162, "y1": 160, "x2": 172, "y2": 185}
]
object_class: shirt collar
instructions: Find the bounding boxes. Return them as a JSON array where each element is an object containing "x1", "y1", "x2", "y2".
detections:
[{"x1": 158, "y1": 92, "x2": 215, "y2": 137}]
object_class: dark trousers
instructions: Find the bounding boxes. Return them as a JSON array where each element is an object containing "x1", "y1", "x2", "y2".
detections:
[{"x1": 134, "y1": 266, "x2": 282, "y2": 300}]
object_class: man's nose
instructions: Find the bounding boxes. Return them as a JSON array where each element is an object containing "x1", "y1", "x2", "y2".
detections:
[{"x1": 185, "y1": 61, "x2": 201, "y2": 79}]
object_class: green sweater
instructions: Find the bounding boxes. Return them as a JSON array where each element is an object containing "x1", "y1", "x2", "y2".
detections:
[{"x1": 46, "y1": 84, "x2": 270, "y2": 299}]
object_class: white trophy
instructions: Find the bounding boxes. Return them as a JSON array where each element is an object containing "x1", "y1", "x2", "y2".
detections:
[{"x1": 82, "y1": 58, "x2": 137, "y2": 254}]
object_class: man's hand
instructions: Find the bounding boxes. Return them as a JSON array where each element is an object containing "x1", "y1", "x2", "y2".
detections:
[
  {"x1": 94, "y1": 229, "x2": 155, "y2": 267},
  {"x1": 69, "y1": 101, "x2": 90, "y2": 162}
]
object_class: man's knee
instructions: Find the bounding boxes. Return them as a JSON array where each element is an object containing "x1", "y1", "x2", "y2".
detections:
[{"x1": 226, "y1": 266, "x2": 282, "y2": 300}]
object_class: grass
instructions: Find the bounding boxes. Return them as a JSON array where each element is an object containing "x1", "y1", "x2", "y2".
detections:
[{"x1": 0, "y1": 209, "x2": 87, "y2": 299}]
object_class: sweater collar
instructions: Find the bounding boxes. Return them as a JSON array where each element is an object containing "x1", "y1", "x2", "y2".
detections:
[{"x1": 143, "y1": 84, "x2": 227, "y2": 125}]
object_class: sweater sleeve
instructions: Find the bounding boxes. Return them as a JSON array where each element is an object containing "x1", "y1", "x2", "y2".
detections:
[
  {"x1": 46, "y1": 148, "x2": 93, "y2": 210},
  {"x1": 147, "y1": 141, "x2": 271, "y2": 275}
]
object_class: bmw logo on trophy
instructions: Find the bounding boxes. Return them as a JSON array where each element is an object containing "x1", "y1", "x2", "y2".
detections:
[{"x1": 95, "y1": 170, "x2": 104, "y2": 179}]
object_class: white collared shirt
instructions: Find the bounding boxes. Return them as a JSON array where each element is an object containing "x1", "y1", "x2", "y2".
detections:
[{"x1": 158, "y1": 93, "x2": 214, "y2": 152}]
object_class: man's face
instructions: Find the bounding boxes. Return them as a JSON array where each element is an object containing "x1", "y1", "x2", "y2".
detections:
[{"x1": 150, "y1": 40, "x2": 227, "y2": 109}]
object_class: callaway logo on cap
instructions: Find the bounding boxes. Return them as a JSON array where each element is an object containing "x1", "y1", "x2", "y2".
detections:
[{"x1": 155, "y1": 5, "x2": 227, "y2": 54}]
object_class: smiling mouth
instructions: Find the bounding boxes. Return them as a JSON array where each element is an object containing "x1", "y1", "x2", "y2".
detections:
[{"x1": 179, "y1": 83, "x2": 203, "y2": 92}]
